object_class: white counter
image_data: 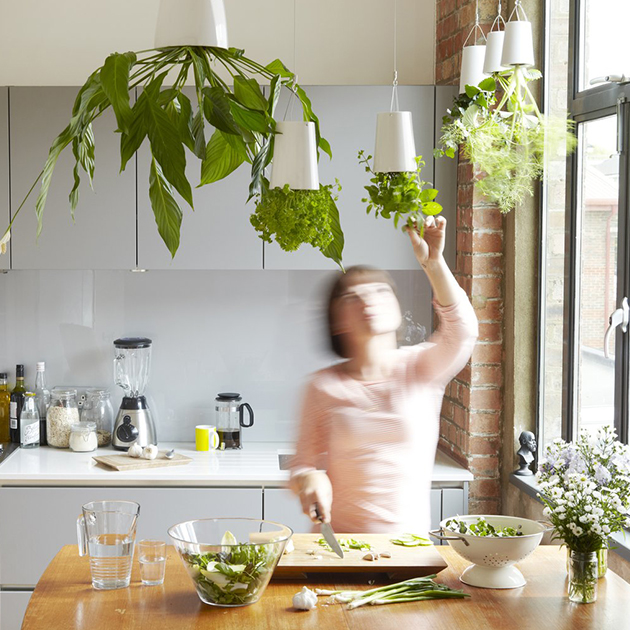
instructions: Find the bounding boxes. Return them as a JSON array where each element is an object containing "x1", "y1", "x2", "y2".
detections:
[{"x1": 0, "y1": 442, "x2": 473, "y2": 488}]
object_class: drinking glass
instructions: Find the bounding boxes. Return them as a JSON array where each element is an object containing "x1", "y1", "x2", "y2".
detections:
[{"x1": 138, "y1": 540, "x2": 166, "y2": 586}]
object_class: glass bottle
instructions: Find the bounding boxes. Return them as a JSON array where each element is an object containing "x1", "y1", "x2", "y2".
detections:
[
  {"x1": 82, "y1": 389, "x2": 114, "y2": 447},
  {"x1": 0, "y1": 373, "x2": 10, "y2": 442},
  {"x1": 34, "y1": 362, "x2": 51, "y2": 446},
  {"x1": 47, "y1": 389, "x2": 80, "y2": 448},
  {"x1": 20, "y1": 393, "x2": 40, "y2": 449},
  {"x1": 10, "y1": 364, "x2": 26, "y2": 444}
]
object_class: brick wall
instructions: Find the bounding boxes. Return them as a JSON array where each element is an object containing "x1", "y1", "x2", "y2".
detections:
[{"x1": 436, "y1": 0, "x2": 506, "y2": 514}]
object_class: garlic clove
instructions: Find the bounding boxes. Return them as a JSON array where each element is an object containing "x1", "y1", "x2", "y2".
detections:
[
  {"x1": 379, "y1": 551, "x2": 392, "y2": 558},
  {"x1": 362, "y1": 552, "x2": 379, "y2": 561}
]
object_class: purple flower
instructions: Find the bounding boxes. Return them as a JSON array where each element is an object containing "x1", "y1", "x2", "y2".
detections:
[{"x1": 595, "y1": 465, "x2": 612, "y2": 486}]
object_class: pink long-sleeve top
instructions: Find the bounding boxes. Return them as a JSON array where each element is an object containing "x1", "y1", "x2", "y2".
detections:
[{"x1": 291, "y1": 288, "x2": 478, "y2": 534}]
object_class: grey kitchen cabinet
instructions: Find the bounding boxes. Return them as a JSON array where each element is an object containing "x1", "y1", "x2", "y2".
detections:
[
  {"x1": 0, "y1": 486, "x2": 262, "y2": 587},
  {"x1": 263, "y1": 86, "x2": 456, "y2": 271},
  {"x1": 0, "y1": 88, "x2": 8, "y2": 271},
  {"x1": 9, "y1": 87, "x2": 136, "y2": 270},
  {"x1": 0, "y1": 591, "x2": 31, "y2": 630},
  {"x1": 137, "y1": 87, "x2": 263, "y2": 270}
]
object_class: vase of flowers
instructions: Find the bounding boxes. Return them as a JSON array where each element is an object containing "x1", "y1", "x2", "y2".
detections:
[{"x1": 537, "y1": 426, "x2": 630, "y2": 604}]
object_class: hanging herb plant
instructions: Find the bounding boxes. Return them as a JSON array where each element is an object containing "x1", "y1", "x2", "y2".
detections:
[
  {"x1": 250, "y1": 180, "x2": 344, "y2": 270},
  {"x1": 1, "y1": 46, "x2": 338, "y2": 260},
  {"x1": 357, "y1": 151, "x2": 442, "y2": 231}
]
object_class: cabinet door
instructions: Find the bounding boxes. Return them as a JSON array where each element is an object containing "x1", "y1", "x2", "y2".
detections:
[
  {"x1": 137, "y1": 87, "x2": 263, "y2": 270},
  {"x1": 0, "y1": 591, "x2": 32, "y2": 630},
  {"x1": 430, "y1": 488, "x2": 442, "y2": 545},
  {"x1": 263, "y1": 86, "x2": 436, "y2": 270},
  {"x1": 0, "y1": 88, "x2": 8, "y2": 271},
  {"x1": 9, "y1": 87, "x2": 136, "y2": 269},
  {"x1": 264, "y1": 488, "x2": 313, "y2": 534},
  {"x1": 0, "y1": 486, "x2": 262, "y2": 586}
]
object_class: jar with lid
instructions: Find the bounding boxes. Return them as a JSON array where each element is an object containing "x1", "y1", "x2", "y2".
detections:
[
  {"x1": 82, "y1": 388, "x2": 114, "y2": 447},
  {"x1": 69, "y1": 421, "x2": 98, "y2": 453},
  {"x1": 47, "y1": 389, "x2": 80, "y2": 448}
]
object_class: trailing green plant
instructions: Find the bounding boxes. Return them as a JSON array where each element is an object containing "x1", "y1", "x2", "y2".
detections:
[
  {"x1": 436, "y1": 69, "x2": 576, "y2": 213},
  {"x1": 250, "y1": 180, "x2": 344, "y2": 270},
  {"x1": 358, "y1": 151, "x2": 442, "y2": 232},
  {"x1": 1, "y1": 46, "x2": 336, "y2": 260}
]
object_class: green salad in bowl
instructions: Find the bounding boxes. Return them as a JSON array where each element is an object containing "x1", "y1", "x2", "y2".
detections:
[{"x1": 168, "y1": 519, "x2": 293, "y2": 607}]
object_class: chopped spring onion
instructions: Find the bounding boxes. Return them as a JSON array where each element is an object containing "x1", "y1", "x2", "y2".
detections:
[
  {"x1": 390, "y1": 533, "x2": 433, "y2": 547},
  {"x1": 317, "y1": 537, "x2": 373, "y2": 552}
]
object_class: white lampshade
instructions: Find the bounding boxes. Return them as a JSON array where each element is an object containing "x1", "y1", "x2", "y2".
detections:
[
  {"x1": 155, "y1": 0, "x2": 228, "y2": 48},
  {"x1": 270, "y1": 122, "x2": 319, "y2": 190},
  {"x1": 373, "y1": 112, "x2": 416, "y2": 173},
  {"x1": 483, "y1": 31, "x2": 507, "y2": 74},
  {"x1": 501, "y1": 20, "x2": 535, "y2": 66},
  {"x1": 459, "y1": 45, "x2": 489, "y2": 94}
]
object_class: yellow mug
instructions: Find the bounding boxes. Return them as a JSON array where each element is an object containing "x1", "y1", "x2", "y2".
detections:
[{"x1": 195, "y1": 425, "x2": 220, "y2": 451}]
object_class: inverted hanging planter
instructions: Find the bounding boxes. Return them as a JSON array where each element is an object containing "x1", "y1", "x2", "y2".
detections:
[
  {"x1": 501, "y1": 2, "x2": 534, "y2": 66},
  {"x1": 155, "y1": 0, "x2": 228, "y2": 48},
  {"x1": 373, "y1": 111, "x2": 417, "y2": 173},
  {"x1": 270, "y1": 121, "x2": 319, "y2": 190},
  {"x1": 483, "y1": 12, "x2": 507, "y2": 74},
  {"x1": 459, "y1": 23, "x2": 488, "y2": 94}
]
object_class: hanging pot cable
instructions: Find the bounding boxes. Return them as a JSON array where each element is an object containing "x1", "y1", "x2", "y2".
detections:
[
  {"x1": 390, "y1": 0, "x2": 400, "y2": 112},
  {"x1": 284, "y1": 0, "x2": 299, "y2": 121}
]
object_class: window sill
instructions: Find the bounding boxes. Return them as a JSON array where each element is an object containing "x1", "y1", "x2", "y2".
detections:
[{"x1": 509, "y1": 473, "x2": 630, "y2": 564}]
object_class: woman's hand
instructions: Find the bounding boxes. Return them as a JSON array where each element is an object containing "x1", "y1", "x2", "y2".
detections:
[
  {"x1": 405, "y1": 215, "x2": 446, "y2": 268},
  {"x1": 296, "y1": 471, "x2": 333, "y2": 524}
]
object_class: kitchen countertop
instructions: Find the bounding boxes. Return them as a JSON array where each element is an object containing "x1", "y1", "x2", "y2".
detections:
[{"x1": 0, "y1": 442, "x2": 473, "y2": 488}]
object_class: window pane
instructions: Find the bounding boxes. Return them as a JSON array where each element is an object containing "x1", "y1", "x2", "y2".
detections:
[
  {"x1": 579, "y1": 0, "x2": 630, "y2": 91},
  {"x1": 576, "y1": 117, "x2": 619, "y2": 437}
]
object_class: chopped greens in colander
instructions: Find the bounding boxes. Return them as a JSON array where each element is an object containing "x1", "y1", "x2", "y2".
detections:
[{"x1": 445, "y1": 517, "x2": 523, "y2": 538}]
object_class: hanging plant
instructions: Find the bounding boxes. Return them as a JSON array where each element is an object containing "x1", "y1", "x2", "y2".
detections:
[
  {"x1": 250, "y1": 180, "x2": 344, "y2": 269},
  {"x1": 358, "y1": 151, "x2": 442, "y2": 231},
  {"x1": 1, "y1": 46, "x2": 338, "y2": 260}
]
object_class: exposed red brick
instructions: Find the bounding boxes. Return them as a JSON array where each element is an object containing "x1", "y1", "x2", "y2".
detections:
[
  {"x1": 469, "y1": 388, "x2": 502, "y2": 411},
  {"x1": 471, "y1": 297, "x2": 504, "y2": 322},
  {"x1": 477, "y1": 322, "x2": 502, "y2": 343},
  {"x1": 471, "y1": 255, "x2": 503, "y2": 276},
  {"x1": 471, "y1": 342, "x2": 503, "y2": 365},
  {"x1": 468, "y1": 498, "x2": 501, "y2": 515},
  {"x1": 470, "y1": 478, "x2": 501, "y2": 499},
  {"x1": 468, "y1": 455, "x2": 500, "y2": 476},
  {"x1": 472, "y1": 208, "x2": 504, "y2": 230},
  {"x1": 472, "y1": 277, "x2": 502, "y2": 298},
  {"x1": 472, "y1": 231, "x2": 503, "y2": 254},
  {"x1": 469, "y1": 435, "x2": 501, "y2": 456},
  {"x1": 470, "y1": 365, "x2": 503, "y2": 387},
  {"x1": 469, "y1": 411, "x2": 501, "y2": 434}
]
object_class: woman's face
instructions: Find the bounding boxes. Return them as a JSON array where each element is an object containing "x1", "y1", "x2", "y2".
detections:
[{"x1": 333, "y1": 280, "x2": 402, "y2": 340}]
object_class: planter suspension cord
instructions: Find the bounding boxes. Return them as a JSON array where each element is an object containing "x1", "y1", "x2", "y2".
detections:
[
  {"x1": 390, "y1": 0, "x2": 399, "y2": 112},
  {"x1": 464, "y1": 0, "x2": 487, "y2": 46},
  {"x1": 509, "y1": 0, "x2": 528, "y2": 22},
  {"x1": 283, "y1": 0, "x2": 299, "y2": 121},
  {"x1": 491, "y1": 0, "x2": 506, "y2": 32}
]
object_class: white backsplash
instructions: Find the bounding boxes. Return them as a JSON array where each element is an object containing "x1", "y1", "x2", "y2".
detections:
[{"x1": 0, "y1": 269, "x2": 432, "y2": 443}]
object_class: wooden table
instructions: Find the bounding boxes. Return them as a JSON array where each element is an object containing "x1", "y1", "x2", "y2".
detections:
[{"x1": 22, "y1": 545, "x2": 630, "y2": 630}]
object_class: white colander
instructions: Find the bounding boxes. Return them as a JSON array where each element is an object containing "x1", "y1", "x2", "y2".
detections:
[{"x1": 429, "y1": 515, "x2": 552, "y2": 589}]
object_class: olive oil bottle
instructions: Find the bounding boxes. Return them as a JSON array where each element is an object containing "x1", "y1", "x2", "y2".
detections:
[
  {"x1": 10, "y1": 365, "x2": 26, "y2": 443},
  {"x1": 0, "y1": 373, "x2": 10, "y2": 443}
]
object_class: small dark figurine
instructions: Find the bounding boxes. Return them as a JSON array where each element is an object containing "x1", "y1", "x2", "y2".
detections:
[{"x1": 514, "y1": 430, "x2": 537, "y2": 476}]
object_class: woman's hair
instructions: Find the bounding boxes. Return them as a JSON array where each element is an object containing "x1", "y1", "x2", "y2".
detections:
[{"x1": 326, "y1": 265, "x2": 398, "y2": 358}]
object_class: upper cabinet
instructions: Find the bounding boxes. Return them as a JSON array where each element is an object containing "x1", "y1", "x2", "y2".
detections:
[
  {"x1": 263, "y1": 86, "x2": 440, "y2": 271},
  {"x1": 9, "y1": 87, "x2": 136, "y2": 270},
  {"x1": 0, "y1": 88, "x2": 8, "y2": 272},
  {"x1": 136, "y1": 88, "x2": 263, "y2": 270}
]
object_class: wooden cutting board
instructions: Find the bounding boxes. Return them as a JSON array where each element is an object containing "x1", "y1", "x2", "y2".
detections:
[
  {"x1": 92, "y1": 451, "x2": 192, "y2": 471},
  {"x1": 275, "y1": 533, "x2": 447, "y2": 578}
]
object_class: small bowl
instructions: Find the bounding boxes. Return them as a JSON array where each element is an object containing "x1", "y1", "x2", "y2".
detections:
[
  {"x1": 168, "y1": 518, "x2": 292, "y2": 607},
  {"x1": 430, "y1": 515, "x2": 550, "y2": 589}
]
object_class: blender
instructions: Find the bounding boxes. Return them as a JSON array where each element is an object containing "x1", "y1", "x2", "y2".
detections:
[{"x1": 112, "y1": 337, "x2": 157, "y2": 450}]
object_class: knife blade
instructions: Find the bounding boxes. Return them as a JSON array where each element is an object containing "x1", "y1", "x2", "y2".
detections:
[{"x1": 314, "y1": 503, "x2": 344, "y2": 559}]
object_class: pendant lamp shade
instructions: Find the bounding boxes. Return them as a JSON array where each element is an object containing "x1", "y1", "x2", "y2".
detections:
[
  {"x1": 501, "y1": 20, "x2": 535, "y2": 66},
  {"x1": 483, "y1": 31, "x2": 507, "y2": 74},
  {"x1": 270, "y1": 122, "x2": 319, "y2": 190},
  {"x1": 459, "y1": 45, "x2": 489, "y2": 94},
  {"x1": 155, "y1": 0, "x2": 228, "y2": 48},
  {"x1": 373, "y1": 112, "x2": 416, "y2": 173}
]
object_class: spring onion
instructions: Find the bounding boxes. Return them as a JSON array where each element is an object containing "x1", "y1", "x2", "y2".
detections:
[
  {"x1": 390, "y1": 533, "x2": 433, "y2": 547},
  {"x1": 317, "y1": 537, "x2": 373, "y2": 552},
  {"x1": 316, "y1": 575, "x2": 470, "y2": 609}
]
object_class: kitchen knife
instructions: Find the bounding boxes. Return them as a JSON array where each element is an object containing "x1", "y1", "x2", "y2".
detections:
[{"x1": 314, "y1": 503, "x2": 344, "y2": 559}]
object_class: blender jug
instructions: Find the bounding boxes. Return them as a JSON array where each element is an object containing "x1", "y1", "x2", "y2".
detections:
[
  {"x1": 215, "y1": 393, "x2": 254, "y2": 449},
  {"x1": 77, "y1": 500, "x2": 140, "y2": 590}
]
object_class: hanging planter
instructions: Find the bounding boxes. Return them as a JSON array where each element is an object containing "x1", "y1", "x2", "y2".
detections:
[
  {"x1": 483, "y1": 12, "x2": 507, "y2": 74},
  {"x1": 501, "y1": 1, "x2": 535, "y2": 67},
  {"x1": 459, "y1": 23, "x2": 488, "y2": 94},
  {"x1": 269, "y1": 121, "x2": 319, "y2": 190},
  {"x1": 373, "y1": 111, "x2": 417, "y2": 173},
  {"x1": 155, "y1": 0, "x2": 228, "y2": 48}
]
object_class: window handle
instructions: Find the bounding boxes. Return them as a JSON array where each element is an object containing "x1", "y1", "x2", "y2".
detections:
[
  {"x1": 589, "y1": 74, "x2": 630, "y2": 86},
  {"x1": 604, "y1": 297, "x2": 629, "y2": 359}
]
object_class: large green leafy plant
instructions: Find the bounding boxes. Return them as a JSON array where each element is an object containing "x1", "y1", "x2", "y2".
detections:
[{"x1": 3, "y1": 46, "x2": 340, "y2": 260}]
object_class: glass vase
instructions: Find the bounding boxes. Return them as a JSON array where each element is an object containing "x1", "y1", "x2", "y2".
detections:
[
  {"x1": 568, "y1": 550, "x2": 598, "y2": 604},
  {"x1": 597, "y1": 547, "x2": 608, "y2": 578}
]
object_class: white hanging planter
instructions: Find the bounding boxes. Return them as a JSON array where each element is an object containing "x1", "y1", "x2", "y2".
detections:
[
  {"x1": 373, "y1": 111, "x2": 417, "y2": 173},
  {"x1": 459, "y1": 23, "x2": 488, "y2": 94},
  {"x1": 483, "y1": 12, "x2": 507, "y2": 74},
  {"x1": 501, "y1": 3, "x2": 534, "y2": 66},
  {"x1": 270, "y1": 121, "x2": 319, "y2": 190},
  {"x1": 155, "y1": 0, "x2": 229, "y2": 48}
]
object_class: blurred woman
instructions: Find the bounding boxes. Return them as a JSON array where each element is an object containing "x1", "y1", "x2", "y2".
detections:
[{"x1": 290, "y1": 216, "x2": 478, "y2": 534}]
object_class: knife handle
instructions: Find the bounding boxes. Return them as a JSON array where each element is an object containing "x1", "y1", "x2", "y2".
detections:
[{"x1": 313, "y1": 503, "x2": 324, "y2": 523}]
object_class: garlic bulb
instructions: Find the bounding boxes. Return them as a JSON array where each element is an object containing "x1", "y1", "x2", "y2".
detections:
[
  {"x1": 292, "y1": 586, "x2": 318, "y2": 610},
  {"x1": 127, "y1": 443, "x2": 143, "y2": 458},
  {"x1": 142, "y1": 444, "x2": 158, "y2": 460}
]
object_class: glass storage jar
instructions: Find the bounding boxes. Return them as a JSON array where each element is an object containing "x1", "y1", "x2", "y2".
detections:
[
  {"x1": 82, "y1": 388, "x2": 114, "y2": 447},
  {"x1": 47, "y1": 389, "x2": 80, "y2": 448},
  {"x1": 69, "y1": 421, "x2": 98, "y2": 453}
]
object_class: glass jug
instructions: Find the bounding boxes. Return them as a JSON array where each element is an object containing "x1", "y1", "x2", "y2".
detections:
[
  {"x1": 114, "y1": 338, "x2": 152, "y2": 397},
  {"x1": 215, "y1": 392, "x2": 254, "y2": 449},
  {"x1": 77, "y1": 500, "x2": 140, "y2": 590}
]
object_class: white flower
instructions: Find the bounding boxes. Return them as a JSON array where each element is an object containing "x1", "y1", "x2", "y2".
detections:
[
  {"x1": 558, "y1": 513, "x2": 566, "y2": 520},
  {"x1": 603, "y1": 525, "x2": 611, "y2": 534},
  {"x1": 574, "y1": 526, "x2": 584, "y2": 536},
  {"x1": 543, "y1": 507, "x2": 552, "y2": 517}
]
